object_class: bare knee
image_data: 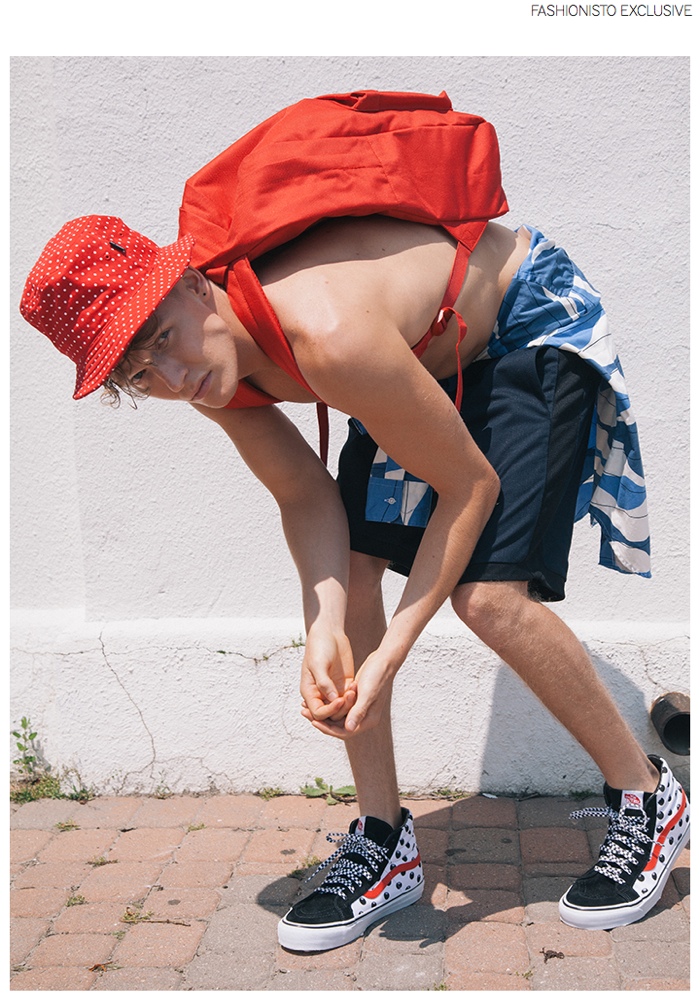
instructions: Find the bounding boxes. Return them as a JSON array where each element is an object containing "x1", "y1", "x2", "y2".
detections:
[
  {"x1": 347, "y1": 552, "x2": 388, "y2": 615},
  {"x1": 451, "y1": 580, "x2": 531, "y2": 644}
]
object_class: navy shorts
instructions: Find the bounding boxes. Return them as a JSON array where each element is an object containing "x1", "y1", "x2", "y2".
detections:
[{"x1": 336, "y1": 346, "x2": 601, "y2": 602}]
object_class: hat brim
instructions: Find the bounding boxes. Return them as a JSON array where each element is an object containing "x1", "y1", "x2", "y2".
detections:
[{"x1": 73, "y1": 232, "x2": 195, "y2": 399}]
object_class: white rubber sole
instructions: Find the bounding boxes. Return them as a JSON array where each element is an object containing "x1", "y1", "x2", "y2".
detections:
[
  {"x1": 278, "y1": 880, "x2": 424, "y2": 952},
  {"x1": 558, "y1": 819, "x2": 690, "y2": 931}
]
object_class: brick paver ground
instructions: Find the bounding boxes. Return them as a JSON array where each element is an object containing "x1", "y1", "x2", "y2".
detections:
[{"x1": 10, "y1": 792, "x2": 690, "y2": 991}]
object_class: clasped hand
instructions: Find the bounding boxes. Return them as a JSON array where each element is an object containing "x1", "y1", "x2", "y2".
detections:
[{"x1": 299, "y1": 625, "x2": 394, "y2": 740}]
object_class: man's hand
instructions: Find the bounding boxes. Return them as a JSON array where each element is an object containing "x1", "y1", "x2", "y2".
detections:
[
  {"x1": 301, "y1": 649, "x2": 396, "y2": 740},
  {"x1": 299, "y1": 625, "x2": 356, "y2": 722}
]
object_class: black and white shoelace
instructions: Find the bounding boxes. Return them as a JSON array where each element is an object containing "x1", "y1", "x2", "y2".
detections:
[
  {"x1": 305, "y1": 831, "x2": 389, "y2": 899},
  {"x1": 571, "y1": 805, "x2": 652, "y2": 884}
]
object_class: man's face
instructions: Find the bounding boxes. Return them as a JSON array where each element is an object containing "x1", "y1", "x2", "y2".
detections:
[{"x1": 122, "y1": 275, "x2": 239, "y2": 406}]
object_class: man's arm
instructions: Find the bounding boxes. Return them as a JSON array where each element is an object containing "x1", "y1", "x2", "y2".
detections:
[
  {"x1": 191, "y1": 402, "x2": 356, "y2": 720},
  {"x1": 290, "y1": 313, "x2": 501, "y2": 736}
]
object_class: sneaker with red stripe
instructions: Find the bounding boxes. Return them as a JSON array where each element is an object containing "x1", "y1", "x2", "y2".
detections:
[
  {"x1": 278, "y1": 808, "x2": 423, "y2": 951},
  {"x1": 559, "y1": 755, "x2": 690, "y2": 930}
]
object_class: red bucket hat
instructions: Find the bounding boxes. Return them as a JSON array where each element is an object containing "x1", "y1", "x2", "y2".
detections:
[{"x1": 20, "y1": 216, "x2": 195, "y2": 399}]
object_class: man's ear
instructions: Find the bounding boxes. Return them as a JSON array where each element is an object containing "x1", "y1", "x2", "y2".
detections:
[{"x1": 181, "y1": 267, "x2": 207, "y2": 295}]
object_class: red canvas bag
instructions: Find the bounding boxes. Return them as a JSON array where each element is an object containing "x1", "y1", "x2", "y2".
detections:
[{"x1": 178, "y1": 90, "x2": 509, "y2": 459}]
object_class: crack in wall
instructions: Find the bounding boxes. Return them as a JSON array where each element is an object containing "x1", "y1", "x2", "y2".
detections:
[{"x1": 98, "y1": 631, "x2": 157, "y2": 790}]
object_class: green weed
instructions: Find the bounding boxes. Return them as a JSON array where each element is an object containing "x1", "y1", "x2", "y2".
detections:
[{"x1": 300, "y1": 777, "x2": 356, "y2": 805}]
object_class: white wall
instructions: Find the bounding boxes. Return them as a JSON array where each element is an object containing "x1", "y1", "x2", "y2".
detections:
[{"x1": 10, "y1": 57, "x2": 690, "y2": 794}]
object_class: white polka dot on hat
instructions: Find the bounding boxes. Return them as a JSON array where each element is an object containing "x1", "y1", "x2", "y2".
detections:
[{"x1": 20, "y1": 216, "x2": 195, "y2": 399}]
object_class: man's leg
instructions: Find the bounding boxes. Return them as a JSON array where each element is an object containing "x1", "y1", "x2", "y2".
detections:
[
  {"x1": 450, "y1": 579, "x2": 658, "y2": 790},
  {"x1": 278, "y1": 551, "x2": 421, "y2": 951},
  {"x1": 451, "y1": 578, "x2": 690, "y2": 931},
  {"x1": 343, "y1": 551, "x2": 403, "y2": 828}
]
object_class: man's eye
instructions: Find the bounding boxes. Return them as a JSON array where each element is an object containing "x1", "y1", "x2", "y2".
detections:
[
  {"x1": 132, "y1": 370, "x2": 146, "y2": 384},
  {"x1": 156, "y1": 329, "x2": 170, "y2": 347}
]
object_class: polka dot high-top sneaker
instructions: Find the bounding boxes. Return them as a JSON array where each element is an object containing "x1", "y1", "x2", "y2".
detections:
[
  {"x1": 559, "y1": 755, "x2": 689, "y2": 930},
  {"x1": 278, "y1": 808, "x2": 423, "y2": 951}
]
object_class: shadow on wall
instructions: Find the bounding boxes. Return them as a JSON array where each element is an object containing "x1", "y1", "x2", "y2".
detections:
[{"x1": 475, "y1": 644, "x2": 690, "y2": 796}]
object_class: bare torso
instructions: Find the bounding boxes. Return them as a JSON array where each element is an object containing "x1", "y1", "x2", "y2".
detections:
[{"x1": 242, "y1": 217, "x2": 531, "y2": 403}]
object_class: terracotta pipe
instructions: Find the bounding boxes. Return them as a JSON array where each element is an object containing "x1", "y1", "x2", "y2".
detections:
[{"x1": 650, "y1": 692, "x2": 690, "y2": 757}]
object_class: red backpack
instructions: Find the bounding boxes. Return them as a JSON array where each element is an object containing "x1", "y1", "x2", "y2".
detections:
[{"x1": 178, "y1": 90, "x2": 508, "y2": 458}]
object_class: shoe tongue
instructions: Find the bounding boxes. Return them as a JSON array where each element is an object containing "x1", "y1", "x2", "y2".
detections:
[
  {"x1": 352, "y1": 815, "x2": 394, "y2": 845},
  {"x1": 607, "y1": 787, "x2": 647, "y2": 814}
]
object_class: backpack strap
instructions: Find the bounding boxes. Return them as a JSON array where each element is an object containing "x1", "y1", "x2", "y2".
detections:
[
  {"x1": 225, "y1": 257, "x2": 321, "y2": 398},
  {"x1": 225, "y1": 257, "x2": 331, "y2": 463},
  {"x1": 411, "y1": 233, "x2": 483, "y2": 411}
]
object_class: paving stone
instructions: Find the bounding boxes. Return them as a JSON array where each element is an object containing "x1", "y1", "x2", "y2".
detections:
[
  {"x1": 448, "y1": 826, "x2": 520, "y2": 864},
  {"x1": 414, "y1": 826, "x2": 449, "y2": 863},
  {"x1": 671, "y1": 851, "x2": 690, "y2": 897},
  {"x1": 236, "y1": 859, "x2": 315, "y2": 878},
  {"x1": 183, "y1": 950, "x2": 274, "y2": 991},
  {"x1": 448, "y1": 862, "x2": 521, "y2": 891},
  {"x1": 10, "y1": 888, "x2": 69, "y2": 919},
  {"x1": 609, "y1": 895, "x2": 690, "y2": 942},
  {"x1": 620, "y1": 979, "x2": 692, "y2": 991},
  {"x1": 446, "y1": 889, "x2": 524, "y2": 925},
  {"x1": 129, "y1": 796, "x2": 203, "y2": 828},
  {"x1": 269, "y1": 968, "x2": 359, "y2": 990},
  {"x1": 184, "y1": 904, "x2": 279, "y2": 990},
  {"x1": 418, "y1": 863, "x2": 448, "y2": 909},
  {"x1": 354, "y1": 950, "x2": 444, "y2": 991},
  {"x1": 525, "y1": 919, "x2": 613, "y2": 957},
  {"x1": 37, "y1": 828, "x2": 119, "y2": 863},
  {"x1": 361, "y1": 903, "x2": 446, "y2": 953},
  {"x1": 276, "y1": 935, "x2": 362, "y2": 970},
  {"x1": 52, "y1": 901, "x2": 126, "y2": 934},
  {"x1": 451, "y1": 795, "x2": 518, "y2": 829},
  {"x1": 157, "y1": 860, "x2": 233, "y2": 888},
  {"x1": 10, "y1": 917, "x2": 50, "y2": 966},
  {"x1": 613, "y1": 939, "x2": 690, "y2": 982},
  {"x1": 28, "y1": 930, "x2": 116, "y2": 967},
  {"x1": 142, "y1": 886, "x2": 221, "y2": 920},
  {"x1": 112, "y1": 920, "x2": 207, "y2": 967},
  {"x1": 523, "y1": 860, "x2": 590, "y2": 877},
  {"x1": 522, "y1": 874, "x2": 573, "y2": 917},
  {"x1": 524, "y1": 897, "x2": 563, "y2": 925},
  {"x1": 260, "y1": 794, "x2": 327, "y2": 828},
  {"x1": 10, "y1": 799, "x2": 80, "y2": 829},
  {"x1": 529, "y1": 954, "x2": 622, "y2": 990},
  {"x1": 176, "y1": 826, "x2": 248, "y2": 862},
  {"x1": 12, "y1": 861, "x2": 92, "y2": 890},
  {"x1": 10, "y1": 830, "x2": 54, "y2": 863},
  {"x1": 403, "y1": 798, "x2": 452, "y2": 829},
  {"x1": 444, "y1": 921, "x2": 530, "y2": 975},
  {"x1": 92, "y1": 965, "x2": 184, "y2": 990},
  {"x1": 520, "y1": 826, "x2": 592, "y2": 865},
  {"x1": 241, "y1": 826, "x2": 316, "y2": 864},
  {"x1": 10, "y1": 966, "x2": 98, "y2": 990},
  {"x1": 318, "y1": 801, "x2": 358, "y2": 831},
  {"x1": 219, "y1": 873, "x2": 299, "y2": 907},
  {"x1": 199, "y1": 900, "x2": 281, "y2": 956},
  {"x1": 65, "y1": 796, "x2": 145, "y2": 829},
  {"x1": 517, "y1": 795, "x2": 590, "y2": 828},
  {"x1": 108, "y1": 827, "x2": 185, "y2": 862},
  {"x1": 445, "y1": 970, "x2": 531, "y2": 990},
  {"x1": 192, "y1": 793, "x2": 264, "y2": 828},
  {"x1": 78, "y1": 861, "x2": 165, "y2": 902}
]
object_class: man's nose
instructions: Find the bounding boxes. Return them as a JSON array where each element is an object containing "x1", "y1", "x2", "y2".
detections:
[{"x1": 154, "y1": 358, "x2": 187, "y2": 393}]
